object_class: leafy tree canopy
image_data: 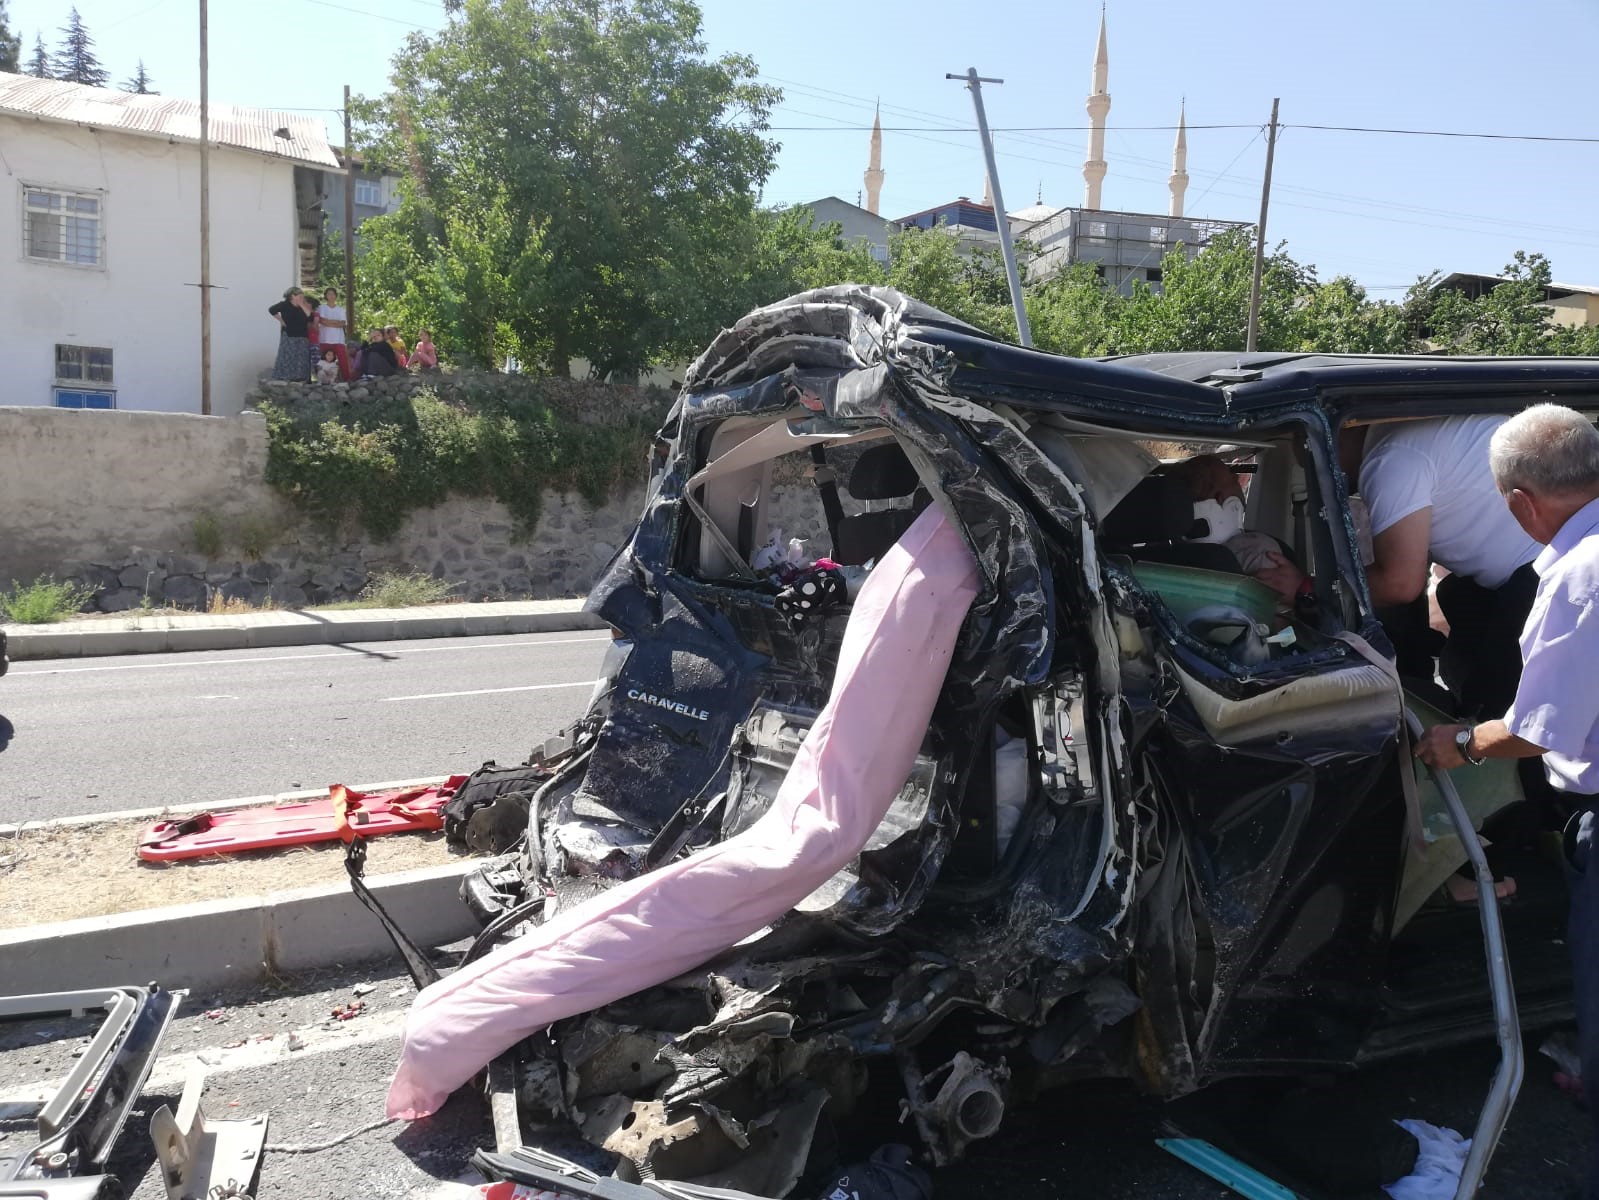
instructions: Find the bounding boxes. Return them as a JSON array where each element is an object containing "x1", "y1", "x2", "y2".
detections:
[{"x1": 355, "y1": 0, "x2": 779, "y2": 378}]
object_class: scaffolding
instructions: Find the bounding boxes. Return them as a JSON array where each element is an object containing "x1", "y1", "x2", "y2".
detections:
[{"x1": 1020, "y1": 207, "x2": 1250, "y2": 295}]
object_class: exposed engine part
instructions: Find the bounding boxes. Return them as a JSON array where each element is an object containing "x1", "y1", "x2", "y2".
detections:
[{"x1": 898, "y1": 1051, "x2": 1010, "y2": 1165}]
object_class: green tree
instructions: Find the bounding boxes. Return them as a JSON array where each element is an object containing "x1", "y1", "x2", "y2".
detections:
[
  {"x1": 1027, "y1": 262, "x2": 1123, "y2": 357},
  {"x1": 1114, "y1": 228, "x2": 1313, "y2": 353},
  {"x1": 122, "y1": 59, "x2": 155, "y2": 94},
  {"x1": 357, "y1": 0, "x2": 779, "y2": 379},
  {"x1": 1425, "y1": 251, "x2": 1559, "y2": 355},
  {"x1": 738, "y1": 205, "x2": 886, "y2": 305},
  {"x1": 51, "y1": 7, "x2": 107, "y2": 87},
  {"x1": 884, "y1": 224, "x2": 1014, "y2": 338},
  {"x1": 1287, "y1": 276, "x2": 1411, "y2": 354},
  {"x1": 0, "y1": 3, "x2": 20, "y2": 74},
  {"x1": 357, "y1": 186, "x2": 539, "y2": 368},
  {"x1": 25, "y1": 32, "x2": 49, "y2": 78}
]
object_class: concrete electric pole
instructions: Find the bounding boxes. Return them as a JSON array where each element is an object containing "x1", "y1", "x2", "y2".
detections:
[
  {"x1": 198, "y1": 0, "x2": 211, "y2": 415},
  {"x1": 343, "y1": 85, "x2": 356, "y2": 337},
  {"x1": 946, "y1": 68, "x2": 1033, "y2": 348},
  {"x1": 1245, "y1": 98, "x2": 1280, "y2": 354}
]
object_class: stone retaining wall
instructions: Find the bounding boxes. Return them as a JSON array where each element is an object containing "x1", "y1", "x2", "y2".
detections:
[
  {"x1": 1, "y1": 390, "x2": 835, "y2": 615},
  {"x1": 0, "y1": 396, "x2": 658, "y2": 613}
]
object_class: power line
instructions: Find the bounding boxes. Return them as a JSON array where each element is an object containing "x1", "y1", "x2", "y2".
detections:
[
  {"x1": 295, "y1": 0, "x2": 432, "y2": 28},
  {"x1": 768, "y1": 118, "x2": 1599, "y2": 145},
  {"x1": 768, "y1": 123, "x2": 1255, "y2": 132},
  {"x1": 1292, "y1": 123, "x2": 1599, "y2": 145},
  {"x1": 761, "y1": 74, "x2": 1599, "y2": 241}
]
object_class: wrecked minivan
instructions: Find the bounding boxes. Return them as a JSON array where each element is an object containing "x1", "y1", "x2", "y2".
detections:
[{"x1": 440, "y1": 287, "x2": 1599, "y2": 1197}]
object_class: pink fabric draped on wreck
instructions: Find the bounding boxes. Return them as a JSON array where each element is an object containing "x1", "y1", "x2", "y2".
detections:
[{"x1": 387, "y1": 505, "x2": 981, "y2": 1118}]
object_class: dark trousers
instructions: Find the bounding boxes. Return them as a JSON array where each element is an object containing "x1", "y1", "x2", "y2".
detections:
[
  {"x1": 1437, "y1": 564, "x2": 1539, "y2": 722},
  {"x1": 1566, "y1": 804, "x2": 1599, "y2": 1198},
  {"x1": 1435, "y1": 565, "x2": 1568, "y2": 840}
]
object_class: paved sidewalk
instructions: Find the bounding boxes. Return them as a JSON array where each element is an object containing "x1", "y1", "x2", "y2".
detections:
[{"x1": 3, "y1": 598, "x2": 603, "y2": 659}]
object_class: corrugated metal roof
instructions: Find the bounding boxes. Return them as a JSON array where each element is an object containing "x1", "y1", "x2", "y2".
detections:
[{"x1": 0, "y1": 71, "x2": 339, "y2": 169}]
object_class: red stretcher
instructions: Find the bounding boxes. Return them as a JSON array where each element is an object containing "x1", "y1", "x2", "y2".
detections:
[{"x1": 136, "y1": 777, "x2": 468, "y2": 863}]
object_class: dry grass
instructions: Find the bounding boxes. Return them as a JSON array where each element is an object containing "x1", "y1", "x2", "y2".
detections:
[
  {"x1": 207, "y1": 591, "x2": 281, "y2": 615},
  {"x1": 0, "y1": 813, "x2": 464, "y2": 930}
]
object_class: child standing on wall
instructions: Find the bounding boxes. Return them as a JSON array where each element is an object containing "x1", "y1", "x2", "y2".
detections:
[{"x1": 316, "y1": 348, "x2": 340, "y2": 385}]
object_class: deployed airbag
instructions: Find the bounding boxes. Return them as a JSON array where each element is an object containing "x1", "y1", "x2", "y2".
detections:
[{"x1": 386, "y1": 506, "x2": 981, "y2": 1118}]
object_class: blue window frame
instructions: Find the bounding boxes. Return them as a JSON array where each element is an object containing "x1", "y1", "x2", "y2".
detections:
[{"x1": 54, "y1": 389, "x2": 115, "y2": 409}]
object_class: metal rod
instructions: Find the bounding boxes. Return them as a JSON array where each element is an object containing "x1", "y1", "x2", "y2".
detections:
[
  {"x1": 343, "y1": 84, "x2": 357, "y2": 338},
  {"x1": 1403, "y1": 709, "x2": 1524, "y2": 1199},
  {"x1": 1244, "y1": 97, "x2": 1279, "y2": 353},
  {"x1": 198, "y1": 0, "x2": 211, "y2": 415},
  {"x1": 946, "y1": 68, "x2": 1032, "y2": 347}
]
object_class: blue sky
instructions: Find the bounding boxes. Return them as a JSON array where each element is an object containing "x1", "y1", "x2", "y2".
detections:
[{"x1": 11, "y1": 0, "x2": 1599, "y2": 295}]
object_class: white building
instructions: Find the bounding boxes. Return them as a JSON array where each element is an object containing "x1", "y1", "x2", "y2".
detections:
[{"x1": 0, "y1": 72, "x2": 338, "y2": 416}]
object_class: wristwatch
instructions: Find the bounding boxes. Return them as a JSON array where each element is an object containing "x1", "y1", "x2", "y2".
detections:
[{"x1": 1456, "y1": 726, "x2": 1487, "y2": 766}]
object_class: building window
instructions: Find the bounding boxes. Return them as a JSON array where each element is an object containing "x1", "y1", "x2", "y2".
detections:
[
  {"x1": 1147, "y1": 267, "x2": 1164, "y2": 283},
  {"x1": 24, "y1": 186, "x2": 103, "y2": 266},
  {"x1": 1087, "y1": 221, "x2": 1108, "y2": 238},
  {"x1": 55, "y1": 344, "x2": 113, "y2": 384},
  {"x1": 54, "y1": 388, "x2": 115, "y2": 409},
  {"x1": 354, "y1": 178, "x2": 382, "y2": 206}
]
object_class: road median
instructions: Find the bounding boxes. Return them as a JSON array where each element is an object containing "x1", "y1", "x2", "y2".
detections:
[
  {"x1": 0, "y1": 858, "x2": 478, "y2": 993},
  {"x1": 3, "y1": 597, "x2": 604, "y2": 660}
]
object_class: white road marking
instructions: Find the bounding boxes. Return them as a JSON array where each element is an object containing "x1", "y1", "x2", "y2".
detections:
[
  {"x1": 380, "y1": 679, "x2": 600, "y2": 702},
  {"x1": 8, "y1": 636, "x2": 610, "y2": 677}
]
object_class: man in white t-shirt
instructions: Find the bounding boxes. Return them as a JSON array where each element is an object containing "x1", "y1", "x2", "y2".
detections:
[
  {"x1": 316, "y1": 287, "x2": 352, "y2": 381},
  {"x1": 1355, "y1": 414, "x2": 1541, "y2": 720}
]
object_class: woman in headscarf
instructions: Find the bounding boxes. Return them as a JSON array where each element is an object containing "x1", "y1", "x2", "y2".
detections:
[{"x1": 268, "y1": 287, "x2": 316, "y2": 381}]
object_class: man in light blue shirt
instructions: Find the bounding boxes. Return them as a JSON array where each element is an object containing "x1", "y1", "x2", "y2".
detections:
[{"x1": 1417, "y1": 403, "x2": 1599, "y2": 1198}]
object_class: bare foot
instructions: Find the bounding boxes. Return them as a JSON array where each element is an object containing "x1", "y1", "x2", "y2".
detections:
[{"x1": 1444, "y1": 873, "x2": 1517, "y2": 904}]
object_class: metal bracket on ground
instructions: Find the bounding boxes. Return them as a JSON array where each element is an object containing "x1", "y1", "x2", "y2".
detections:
[{"x1": 149, "y1": 1065, "x2": 269, "y2": 1200}]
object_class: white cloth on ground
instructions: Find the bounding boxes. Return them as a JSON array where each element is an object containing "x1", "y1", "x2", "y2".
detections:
[{"x1": 1382, "y1": 1119, "x2": 1470, "y2": 1200}]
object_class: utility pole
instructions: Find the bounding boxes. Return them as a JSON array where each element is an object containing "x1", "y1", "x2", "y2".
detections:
[
  {"x1": 946, "y1": 68, "x2": 1032, "y2": 348},
  {"x1": 1245, "y1": 98, "x2": 1280, "y2": 354},
  {"x1": 343, "y1": 85, "x2": 356, "y2": 337},
  {"x1": 198, "y1": 0, "x2": 212, "y2": 415}
]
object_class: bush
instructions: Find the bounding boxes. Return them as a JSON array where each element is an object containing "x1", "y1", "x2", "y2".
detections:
[
  {"x1": 192, "y1": 511, "x2": 224, "y2": 559},
  {"x1": 259, "y1": 383, "x2": 667, "y2": 542},
  {"x1": 236, "y1": 514, "x2": 280, "y2": 562},
  {"x1": 1, "y1": 577, "x2": 96, "y2": 624},
  {"x1": 358, "y1": 570, "x2": 456, "y2": 608}
]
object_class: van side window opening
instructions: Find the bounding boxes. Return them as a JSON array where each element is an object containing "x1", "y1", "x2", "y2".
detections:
[
  {"x1": 677, "y1": 419, "x2": 921, "y2": 588},
  {"x1": 1055, "y1": 425, "x2": 1345, "y2": 667}
]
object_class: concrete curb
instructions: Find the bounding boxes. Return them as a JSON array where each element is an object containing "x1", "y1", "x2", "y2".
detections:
[
  {"x1": 5, "y1": 599, "x2": 604, "y2": 660},
  {"x1": 0, "y1": 859, "x2": 484, "y2": 993}
]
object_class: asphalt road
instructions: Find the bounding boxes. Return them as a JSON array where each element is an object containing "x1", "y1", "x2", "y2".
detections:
[
  {"x1": 0, "y1": 631, "x2": 611, "y2": 822},
  {"x1": 0, "y1": 960, "x2": 1587, "y2": 1199}
]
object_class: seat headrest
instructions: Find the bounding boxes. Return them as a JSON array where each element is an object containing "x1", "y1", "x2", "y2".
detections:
[
  {"x1": 1102, "y1": 474, "x2": 1201, "y2": 546},
  {"x1": 848, "y1": 442, "x2": 921, "y2": 500}
]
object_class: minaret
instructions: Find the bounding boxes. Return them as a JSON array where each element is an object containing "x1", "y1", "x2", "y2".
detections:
[
  {"x1": 1168, "y1": 101, "x2": 1189, "y2": 218},
  {"x1": 863, "y1": 102, "x2": 885, "y2": 215},
  {"x1": 1082, "y1": 8, "x2": 1110, "y2": 210}
]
